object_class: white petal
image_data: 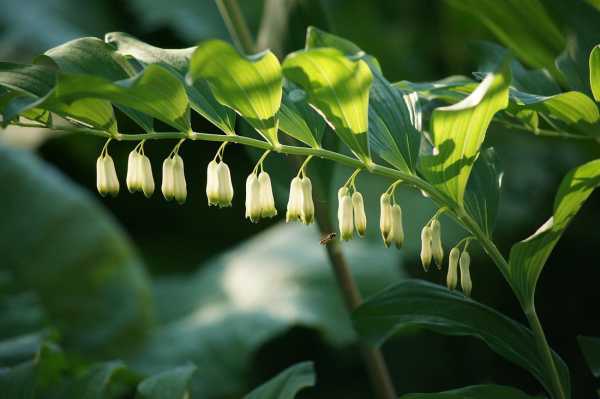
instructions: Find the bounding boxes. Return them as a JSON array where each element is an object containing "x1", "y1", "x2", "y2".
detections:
[
  {"x1": 258, "y1": 171, "x2": 277, "y2": 218},
  {"x1": 172, "y1": 154, "x2": 187, "y2": 204},
  {"x1": 286, "y1": 177, "x2": 303, "y2": 223},
  {"x1": 161, "y1": 157, "x2": 175, "y2": 201},
  {"x1": 352, "y1": 191, "x2": 367, "y2": 237},
  {"x1": 216, "y1": 162, "x2": 233, "y2": 207},
  {"x1": 206, "y1": 160, "x2": 220, "y2": 206},
  {"x1": 300, "y1": 177, "x2": 314, "y2": 225},
  {"x1": 140, "y1": 155, "x2": 155, "y2": 198}
]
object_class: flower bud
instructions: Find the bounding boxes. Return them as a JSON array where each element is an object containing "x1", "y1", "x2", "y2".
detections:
[
  {"x1": 245, "y1": 173, "x2": 262, "y2": 223},
  {"x1": 430, "y1": 219, "x2": 444, "y2": 269},
  {"x1": 172, "y1": 154, "x2": 187, "y2": 204},
  {"x1": 126, "y1": 150, "x2": 141, "y2": 193},
  {"x1": 379, "y1": 193, "x2": 392, "y2": 247},
  {"x1": 390, "y1": 204, "x2": 404, "y2": 249},
  {"x1": 162, "y1": 157, "x2": 174, "y2": 201},
  {"x1": 338, "y1": 188, "x2": 354, "y2": 241},
  {"x1": 286, "y1": 177, "x2": 303, "y2": 223},
  {"x1": 460, "y1": 250, "x2": 472, "y2": 296},
  {"x1": 206, "y1": 160, "x2": 220, "y2": 206},
  {"x1": 447, "y1": 247, "x2": 460, "y2": 290},
  {"x1": 352, "y1": 192, "x2": 367, "y2": 237},
  {"x1": 259, "y1": 171, "x2": 277, "y2": 219},
  {"x1": 139, "y1": 154, "x2": 155, "y2": 198},
  {"x1": 216, "y1": 161, "x2": 234, "y2": 207},
  {"x1": 420, "y1": 225, "x2": 432, "y2": 271},
  {"x1": 300, "y1": 177, "x2": 314, "y2": 225},
  {"x1": 96, "y1": 154, "x2": 119, "y2": 197}
]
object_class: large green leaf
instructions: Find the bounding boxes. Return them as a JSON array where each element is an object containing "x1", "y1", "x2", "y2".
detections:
[
  {"x1": 278, "y1": 81, "x2": 325, "y2": 148},
  {"x1": 352, "y1": 280, "x2": 570, "y2": 397},
  {"x1": 137, "y1": 364, "x2": 197, "y2": 399},
  {"x1": 590, "y1": 45, "x2": 600, "y2": 102},
  {"x1": 419, "y1": 59, "x2": 511, "y2": 206},
  {"x1": 63, "y1": 361, "x2": 134, "y2": 399},
  {"x1": 464, "y1": 147, "x2": 503, "y2": 237},
  {"x1": 245, "y1": 362, "x2": 315, "y2": 399},
  {"x1": 282, "y1": 47, "x2": 372, "y2": 163},
  {"x1": 447, "y1": 0, "x2": 565, "y2": 70},
  {"x1": 399, "y1": 384, "x2": 541, "y2": 399},
  {"x1": 509, "y1": 159, "x2": 600, "y2": 306},
  {"x1": 129, "y1": 223, "x2": 401, "y2": 399},
  {"x1": 187, "y1": 40, "x2": 282, "y2": 144},
  {"x1": 578, "y1": 336, "x2": 600, "y2": 378},
  {"x1": 55, "y1": 64, "x2": 191, "y2": 132},
  {"x1": 0, "y1": 62, "x2": 117, "y2": 132},
  {"x1": 304, "y1": 27, "x2": 421, "y2": 172},
  {"x1": 41, "y1": 37, "x2": 154, "y2": 132},
  {"x1": 0, "y1": 146, "x2": 153, "y2": 355},
  {"x1": 105, "y1": 32, "x2": 237, "y2": 134}
]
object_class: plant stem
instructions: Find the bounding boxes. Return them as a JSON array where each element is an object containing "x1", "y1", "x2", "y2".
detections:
[
  {"x1": 215, "y1": 0, "x2": 255, "y2": 54},
  {"x1": 526, "y1": 307, "x2": 567, "y2": 399}
]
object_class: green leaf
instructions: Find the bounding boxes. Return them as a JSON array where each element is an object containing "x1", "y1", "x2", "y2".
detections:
[
  {"x1": 277, "y1": 81, "x2": 325, "y2": 148},
  {"x1": 578, "y1": 336, "x2": 600, "y2": 378},
  {"x1": 0, "y1": 62, "x2": 117, "y2": 132},
  {"x1": 56, "y1": 64, "x2": 191, "y2": 132},
  {"x1": 419, "y1": 58, "x2": 511, "y2": 206},
  {"x1": 187, "y1": 40, "x2": 282, "y2": 144},
  {"x1": 282, "y1": 47, "x2": 372, "y2": 163},
  {"x1": 590, "y1": 45, "x2": 600, "y2": 101},
  {"x1": 464, "y1": 147, "x2": 503, "y2": 237},
  {"x1": 447, "y1": 0, "x2": 565, "y2": 70},
  {"x1": 64, "y1": 361, "x2": 135, "y2": 399},
  {"x1": 245, "y1": 362, "x2": 315, "y2": 399},
  {"x1": 399, "y1": 384, "x2": 541, "y2": 399},
  {"x1": 0, "y1": 146, "x2": 153, "y2": 355},
  {"x1": 509, "y1": 159, "x2": 600, "y2": 305},
  {"x1": 305, "y1": 26, "x2": 363, "y2": 57},
  {"x1": 42, "y1": 37, "x2": 153, "y2": 132},
  {"x1": 130, "y1": 223, "x2": 401, "y2": 399},
  {"x1": 105, "y1": 32, "x2": 237, "y2": 134},
  {"x1": 352, "y1": 280, "x2": 570, "y2": 397},
  {"x1": 137, "y1": 364, "x2": 197, "y2": 399}
]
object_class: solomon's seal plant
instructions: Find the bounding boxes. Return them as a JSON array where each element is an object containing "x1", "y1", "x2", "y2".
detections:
[{"x1": 3, "y1": 11, "x2": 600, "y2": 399}]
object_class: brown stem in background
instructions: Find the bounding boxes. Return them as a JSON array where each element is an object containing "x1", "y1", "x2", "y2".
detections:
[{"x1": 216, "y1": 2, "x2": 397, "y2": 397}]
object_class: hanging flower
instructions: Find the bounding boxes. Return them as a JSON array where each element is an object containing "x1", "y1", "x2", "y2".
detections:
[
  {"x1": 447, "y1": 247, "x2": 460, "y2": 290},
  {"x1": 390, "y1": 204, "x2": 404, "y2": 249},
  {"x1": 380, "y1": 193, "x2": 392, "y2": 246},
  {"x1": 300, "y1": 177, "x2": 314, "y2": 224},
  {"x1": 96, "y1": 152, "x2": 119, "y2": 197},
  {"x1": 286, "y1": 177, "x2": 303, "y2": 223},
  {"x1": 245, "y1": 173, "x2": 262, "y2": 223},
  {"x1": 420, "y1": 225, "x2": 432, "y2": 271},
  {"x1": 338, "y1": 187, "x2": 354, "y2": 241},
  {"x1": 127, "y1": 147, "x2": 154, "y2": 198},
  {"x1": 352, "y1": 191, "x2": 367, "y2": 237},
  {"x1": 126, "y1": 150, "x2": 141, "y2": 193},
  {"x1": 206, "y1": 160, "x2": 220, "y2": 206},
  {"x1": 460, "y1": 250, "x2": 472, "y2": 296},
  {"x1": 259, "y1": 171, "x2": 277, "y2": 218},
  {"x1": 430, "y1": 219, "x2": 444, "y2": 269},
  {"x1": 162, "y1": 154, "x2": 187, "y2": 204}
]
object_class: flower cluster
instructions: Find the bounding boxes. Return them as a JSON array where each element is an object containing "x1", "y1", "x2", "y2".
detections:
[
  {"x1": 246, "y1": 170, "x2": 277, "y2": 223},
  {"x1": 126, "y1": 141, "x2": 154, "y2": 198},
  {"x1": 96, "y1": 141, "x2": 119, "y2": 197},
  {"x1": 336, "y1": 170, "x2": 368, "y2": 241},
  {"x1": 446, "y1": 244, "x2": 472, "y2": 296},
  {"x1": 379, "y1": 192, "x2": 403, "y2": 248}
]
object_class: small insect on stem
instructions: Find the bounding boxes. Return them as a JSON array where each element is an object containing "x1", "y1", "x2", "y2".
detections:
[{"x1": 320, "y1": 232, "x2": 337, "y2": 245}]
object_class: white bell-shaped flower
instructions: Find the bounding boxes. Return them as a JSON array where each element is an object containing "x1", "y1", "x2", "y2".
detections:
[
  {"x1": 126, "y1": 150, "x2": 141, "y2": 193},
  {"x1": 390, "y1": 204, "x2": 404, "y2": 249},
  {"x1": 161, "y1": 157, "x2": 175, "y2": 201},
  {"x1": 245, "y1": 173, "x2": 262, "y2": 223},
  {"x1": 338, "y1": 187, "x2": 354, "y2": 241},
  {"x1": 286, "y1": 177, "x2": 303, "y2": 223},
  {"x1": 300, "y1": 177, "x2": 314, "y2": 225},
  {"x1": 460, "y1": 250, "x2": 472, "y2": 296},
  {"x1": 447, "y1": 247, "x2": 460, "y2": 290},
  {"x1": 430, "y1": 219, "x2": 444, "y2": 269},
  {"x1": 380, "y1": 193, "x2": 392, "y2": 247},
  {"x1": 96, "y1": 153, "x2": 119, "y2": 197},
  {"x1": 259, "y1": 171, "x2": 277, "y2": 218},
  {"x1": 139, "y1": 154, "x2": 155, "y2": 198},
  {"x1": 420, "y1": 225, "x2": 432, "y2": 271},
  {"x1": 216, "y1": 161, "x2": 234, "y2": 207},
  {"x1": 352, "y1": 191, "x2": 367, "y2": 237},
  {"x1": 172, "y1": 154, "x2": 187, "y2": 204},
  {"x1": 206, "y1": 160, "x2": 220, "y2": 206}
]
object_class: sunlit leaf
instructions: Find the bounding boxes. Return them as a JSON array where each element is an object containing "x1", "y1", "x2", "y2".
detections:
[
  {"x1": 0, "y1": 62, "x2": 117, "y2": 132},
  {"x1": 464, "y1": 147, "x2": 502, "y2": 237},
  {"x1": 509, "y1": 159, "x2": 600, "y2": 306},
  {"x1": 56, "y1": 64, "x2": 191, "y2": 132},
  {"x1": 352, "y1": 280, "x2": 570, "y2": 397},
  {"x1": 41, "y1": 37, "x2": 153, "y2": 132},
  {"x1": 590, "y1": 45, "x2": 600, "y2": 101},
  {"x1": 105, "y1": 32, "x2": 237, "y2": 134},
  {"x1": 305, "y1": 26, "x2": 363, "y2": 57},
  {"x1": 399, "y1": 384, "x2": 541, "y2": 399},
  {"x1": 187, "y1": 40, "x2": 282, "y2": 144},
  {"x1": 0, "y1": 147, "x2": 153, "y2": 355},
  {"x1": 282, "y1": 47, "x2": 372, "y2": 162},
  {"x1": 245, "y1": 362, "x2": 315, "y2": 399},
  {"x1": 137, "y1": 364, "x2": 197, "y2": 399},
  {"x1": 419, "y1": 58, "x2": 511, "y2": 206}
]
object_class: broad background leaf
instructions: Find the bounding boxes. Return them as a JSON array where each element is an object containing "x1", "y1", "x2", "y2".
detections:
[
  {"x1": 399, "y1": 384, "x2": 541, "y2": 399},
  {"x1": 578, "y1": 336, "x2": 600, "y2": 378},
  {"x1": 137, "y1": 363, "x2": 197, "y2": 399},
  {"x1": 245, "y1": 362, "x2": 315, "y2": 399}
]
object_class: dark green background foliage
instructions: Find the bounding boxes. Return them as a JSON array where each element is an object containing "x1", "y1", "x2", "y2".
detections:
[{"x1": 1, "y1": 0, "x2": 600, "y2": 398}]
